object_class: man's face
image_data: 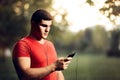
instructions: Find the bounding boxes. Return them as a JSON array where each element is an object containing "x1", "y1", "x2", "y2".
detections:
[{"x1": 37, "y1": 20, "x2": 52, "y2": 39}]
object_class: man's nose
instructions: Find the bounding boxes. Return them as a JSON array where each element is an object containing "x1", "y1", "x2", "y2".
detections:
[{"x1": 45, "y1": 27, "x2": 50, "y2": 32}]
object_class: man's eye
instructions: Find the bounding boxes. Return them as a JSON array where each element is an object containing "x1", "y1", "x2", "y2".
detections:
[{"x1": 40, "y1": 24, "x2": 48, "y2": 27}]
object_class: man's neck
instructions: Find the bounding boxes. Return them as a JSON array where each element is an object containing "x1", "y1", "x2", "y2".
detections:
[
  {"x1": 38, "y1": 39, "x2": 45, "y2": 44},
  {"x1": 29, "y1": 34, "x2": 45, "y2": 44}
]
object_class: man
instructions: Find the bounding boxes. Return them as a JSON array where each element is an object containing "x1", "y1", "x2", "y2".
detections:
[{"x1": 12, "y1": 9, "x2": 72, "y2": 80}]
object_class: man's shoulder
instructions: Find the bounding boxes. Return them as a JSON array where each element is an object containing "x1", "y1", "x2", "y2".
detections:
[
  {"x1": 21, "y1": 36, "x2": 29, "y2": 41},
  {"x1": 14, "y1": 36, "x2": 30, "y2": 45},
  {"x1": 16, "y1": 36, "x2": 28, "y2": 41},
  {"x1": 45, "y1": 40, "x2": 53, "y2": 44}
]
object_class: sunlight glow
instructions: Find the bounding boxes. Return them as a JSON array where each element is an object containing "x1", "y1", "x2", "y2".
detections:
[
  {"x1": 54, "y1": 14, "x2": 62, "y2": 23},
  {"x1": 53, "y1": 0, "x2": 115, "y2": 32}
]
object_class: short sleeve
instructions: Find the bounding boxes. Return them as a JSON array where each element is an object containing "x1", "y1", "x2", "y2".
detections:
[{"x1": 12, "y1": 40, "x2": 31, "y2": 58}]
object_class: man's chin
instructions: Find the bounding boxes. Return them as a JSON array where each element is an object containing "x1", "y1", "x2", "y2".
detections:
[{"x1": 43, "y1": 36, "x2": 48, "y2": 39}]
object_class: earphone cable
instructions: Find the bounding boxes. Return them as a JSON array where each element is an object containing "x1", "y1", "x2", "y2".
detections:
[{"x1": 76, "y1": 53, "x2": 78, "y2": 80}]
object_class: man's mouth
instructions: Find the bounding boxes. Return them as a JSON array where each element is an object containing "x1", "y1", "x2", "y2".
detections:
[{"x1": 44, "y1": 33, "x2": 48, "y2": 36}]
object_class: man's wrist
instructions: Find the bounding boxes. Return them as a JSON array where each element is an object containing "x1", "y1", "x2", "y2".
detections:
[
  {"x1": 45, "y1": 64, "x2": 56, "y2": 73},
  {"x1": 50, "y1": 63, "x2": 56, "y2": 72}
]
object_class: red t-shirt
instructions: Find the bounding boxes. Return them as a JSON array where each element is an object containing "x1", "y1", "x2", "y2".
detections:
[{"x1": 12, "y1": 36, "x2": 58, "y2": 80}]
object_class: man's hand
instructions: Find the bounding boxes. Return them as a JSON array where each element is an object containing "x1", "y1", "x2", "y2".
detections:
[{"x1": 54, "y1": 57, "x2": 72, "y2": 71}]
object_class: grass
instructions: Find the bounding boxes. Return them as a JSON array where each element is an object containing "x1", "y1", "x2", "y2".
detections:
[
  {"x1": 0, "y1": 53, "x2": 120, "y2": 80},
  {"x1": 63, "y1": 54, "x2": 120, "y2": 80},
  {"x1": 0, "y1": 58, "x2": 18, "y2": 80}
]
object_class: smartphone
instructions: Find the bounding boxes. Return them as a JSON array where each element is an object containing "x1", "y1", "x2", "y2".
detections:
[{"x1": 67, "y1": 51, "x2": 76, "y2": 58}]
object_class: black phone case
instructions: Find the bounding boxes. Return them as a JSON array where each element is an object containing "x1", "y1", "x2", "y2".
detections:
[{"x1": 67, "y1": 52, "x2": 76, "y2": 57}]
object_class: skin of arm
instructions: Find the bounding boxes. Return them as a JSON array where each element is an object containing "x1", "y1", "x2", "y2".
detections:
[
  {"x1": 14, "y1": 57, "x2": 55, "y2": 80},
  {"x1": 57, "y1": 71, "x2": 65, "y2": 80},
  {"x1": 14, "y1": 57, "x2": 71, "y2": 80}
]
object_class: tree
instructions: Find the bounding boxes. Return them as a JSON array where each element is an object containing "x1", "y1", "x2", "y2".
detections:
[
  {"x1": 91, "y1": 26, "x2": 109, "y2": 53},
  {"x1": 79, "y1": 28, "x2": 92, "y2": 52},
  {"x1": 75, "y1": 26, "x2": 109, "y2": 53},
  {"x1": 100, "y1": 0, "x2": 120, "y2": 24},
  {"x1": 107, "y1": 29, "x2": 120, "y2": 56},
  {"x1": 86, "y1": 0, "x2": 120, "y2": 56},
  {"x1": 0, "y1": 0, "x2": 28, "y2": 48},
  {"x1": 99, "y1": 0, "x2": 120, "y2": 56}
]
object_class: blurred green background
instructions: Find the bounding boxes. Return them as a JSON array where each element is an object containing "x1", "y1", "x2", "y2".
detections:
[{"x1": 0, "y1": 0, "x2": 120, "y2": 80}]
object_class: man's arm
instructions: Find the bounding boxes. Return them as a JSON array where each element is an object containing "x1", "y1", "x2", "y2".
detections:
[
  {"x1": 13, "y1": 57, "x2": 71, "y2": 80},
  {"x1": 13, "y1": 57, "x2": 56, "y2": 80},
  {"x1": 57, "y1": 71, "x2": 65, "y2": 80}
]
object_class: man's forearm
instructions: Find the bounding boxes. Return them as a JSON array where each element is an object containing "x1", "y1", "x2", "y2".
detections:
[
  {"x1": 57, "y1": 71, "x2": 65, "y2": 80},
  {"x1": 17, "y1": 63, "x2": 56, "y2": 80}
]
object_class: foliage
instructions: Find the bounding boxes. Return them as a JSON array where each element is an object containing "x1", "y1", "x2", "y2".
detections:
[
  {"x1": 80, "y1": 28, "x2": 93, "y2": 51},
  {"x1": 107, "y1": 28, "x2": 120, "y2": 56},
  {"x1": 86, "y1": 0, "x2": 94, "y2": 6},
  {"x1": 100, "y1": 0, "x2": 120, "y2": 24},
  {"x1": 55, "y1": 25, "x2": 110, "y2": 54},
  {"x1": 98, "y1": 0, "x2": 120, "y2": 56},
  {"x1": 87, "y1": 0, "x2": 120, "y2": 56},
  {"x1": 0, "y1": 0, "x2": 28, "y2": 47},
  {"x1": 90, "y1": 26, "x2": 109, "y2": 52},
  {"x1": 0, "y1": 0, "x2": 68, "y2": 48},
  {"x1": 65, "y1": 26, "x2": 109, "y2": 53}
]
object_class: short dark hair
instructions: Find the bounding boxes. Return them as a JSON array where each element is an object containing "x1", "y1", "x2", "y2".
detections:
[{"x1": 31, "y1": 9, "x2": 53, "y2": 24}]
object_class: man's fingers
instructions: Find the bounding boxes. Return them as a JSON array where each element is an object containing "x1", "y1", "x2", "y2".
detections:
[
  {"x1": 64, "y1": 57, "x2": 72, "y2": 62},
  {"x1": 55, "y1": 57, "x2": 72, "y2": 71}
]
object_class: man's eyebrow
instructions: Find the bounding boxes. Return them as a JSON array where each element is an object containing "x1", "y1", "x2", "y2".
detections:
[{"x1": 40, "y1": 24, "x2": 48, "y2": 27}]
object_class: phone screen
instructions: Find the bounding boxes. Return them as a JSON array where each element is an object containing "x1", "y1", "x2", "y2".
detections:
[{"x1": 67, "y1": 52, "x2": 76, "y2": 57}]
